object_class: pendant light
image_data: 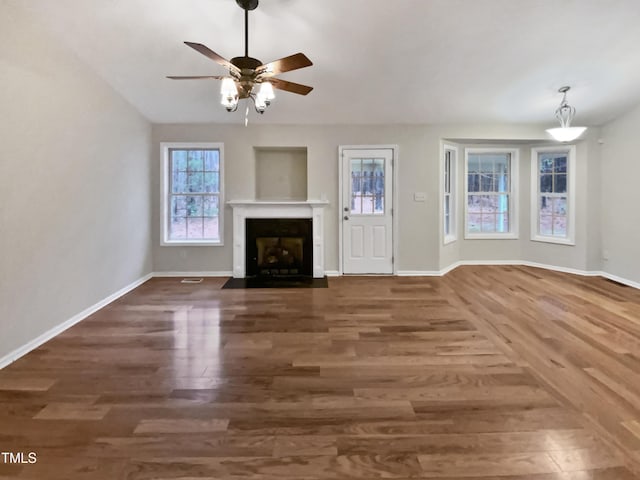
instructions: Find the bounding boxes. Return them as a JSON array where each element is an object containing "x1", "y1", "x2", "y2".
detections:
[{"x1": 546, "y1": 86, "x2": 587, "y2": 142}]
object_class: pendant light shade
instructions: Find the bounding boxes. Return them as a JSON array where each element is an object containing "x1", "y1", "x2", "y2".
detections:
[
  {"x1": 546, "y1": 86, "x2": 587, "y2": 142},
  {"x1": 546, "y1": 126, "x2": 587, "y2": 143}
]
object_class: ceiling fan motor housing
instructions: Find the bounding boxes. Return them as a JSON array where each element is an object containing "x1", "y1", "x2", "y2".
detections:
[
  {"x1": 231, "y1": 56, "x2": 262, "y2": 71},
  {"x1": 230, "y1": 56, "x2": 264, "y2": 99},
  {"x1": 236, "y1": 0, "x2": 259, "y2": 11}
]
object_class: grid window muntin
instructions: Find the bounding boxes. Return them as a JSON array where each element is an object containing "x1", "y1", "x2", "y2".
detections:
[
  {"x1": 466, "y1": 151, "x2": 513, "y2": 236},
  {"x1": 531, "y1": 146, "x2": 575, "y2": 245},
  {"x1": 161, "y1": 143, "x2": 224, "y2": 246}
]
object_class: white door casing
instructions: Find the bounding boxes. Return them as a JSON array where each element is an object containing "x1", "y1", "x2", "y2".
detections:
[{"x1": 340, "y1": 148, "x2": 394, "y2": 274}]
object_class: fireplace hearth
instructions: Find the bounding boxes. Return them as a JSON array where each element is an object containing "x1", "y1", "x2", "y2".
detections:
[{"x1": 246, "y1": 218, "x2": 312, "y2": 278}]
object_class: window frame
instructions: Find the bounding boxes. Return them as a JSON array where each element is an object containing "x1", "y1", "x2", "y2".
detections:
[
  {"x1": 160, "y1": 142, "x2": 224, "y2": 246},
  {"x1": 530, "y1": 145, "x2": 576, "y2": 245},
  {"x1": 443, "y1": 144, "x2": 458, "y2": 245},
  {"x1": 464, "y1": 147, "x2": 519, "y2": 240}
]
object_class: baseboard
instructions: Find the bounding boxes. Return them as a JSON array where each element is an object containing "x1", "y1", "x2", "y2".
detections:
[
  {"x1": 0, "y1": 272, "x2": 153, "y2": 370},
  {"x1": 396, "y1": 270, "x2": 444, "y2": 276},
  {"x1": 398, "y1": 260, "x2": 523, "y2": 277},
  {"x1": 399, "y1": 261, "x2": 639, "y2": 290},
  {"x1": 152, "y1": 271, "x2": 233, "y2": 278},
  {"x1": 520, "y1": 261, "x2": 602, "y2": 277},
  {"x1": 439, "y1": 262, "x2": 463, "y2": 276},
  {"x1": 600, "y1": 271, "x2": 640, "y2": 289},
  {"x1": 456, "y1": 259, "x2": 524, "y2": 266},
  {"x1": 324, "y1": 270, "x2": 340, "y2": 277}
]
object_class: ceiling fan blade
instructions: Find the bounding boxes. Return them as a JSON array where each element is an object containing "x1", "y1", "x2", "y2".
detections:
[
  {"x1": 257, "y1": 53, "x2": 312, "y2": 76},
  {"x1": 269, "y1": 77, "x2": 313, "y2": 96},
  {"x1": 167, "y1": 75, "x2": 225, "y2": 80},
  {"x1": 184, "y1": 42, "x2": 239, "y2": 73}
]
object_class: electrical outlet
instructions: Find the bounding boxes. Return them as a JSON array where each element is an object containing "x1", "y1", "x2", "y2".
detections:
[
  {"x1": 602, "y1": 250, "x2": 610, "y2": 261},
  {"x1": 180, "y1": 249, "x2": 187, "y2": 259}
]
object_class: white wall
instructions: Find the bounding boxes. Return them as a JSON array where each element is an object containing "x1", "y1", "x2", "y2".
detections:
[
  {"x1": 152, "y1": 122, "x2": 603, "y2": 277},
  {"x1": 0, "y1": 3, "x2": 153, "y2": 361},
  {"x1": 151, "y1": 123, "x2": 434, "y2": 273},
  {"x1": 600, "y1": 104, "x2": 640, "y2": 284}
]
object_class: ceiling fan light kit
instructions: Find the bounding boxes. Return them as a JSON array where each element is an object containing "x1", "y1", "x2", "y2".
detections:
[
  {"x1": 168, "y1": 0, "x2": 313, "y2": 118},
  {"x1": 546, "y1": 86, "x2": 587, "y2": 142}
]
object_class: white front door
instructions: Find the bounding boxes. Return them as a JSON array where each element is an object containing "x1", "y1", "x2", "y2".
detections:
[{"x1": 341, "y1": 148, "x2": 394, "y2": 274}]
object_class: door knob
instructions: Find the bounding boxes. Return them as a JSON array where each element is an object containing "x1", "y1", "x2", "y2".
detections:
[
  {"x1": 344, "y1": 207, "x2": 349, "y2": 212},
  {"x1": 343, "y1": 216, "x2": 349, "y2": 220}
]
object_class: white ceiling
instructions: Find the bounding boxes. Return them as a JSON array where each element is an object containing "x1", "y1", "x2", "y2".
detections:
[{"x1": 20, "y1": 0, "x2": 640, "y2": 125}]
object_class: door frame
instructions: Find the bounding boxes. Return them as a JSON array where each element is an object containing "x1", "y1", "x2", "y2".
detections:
[{"x1": 338, "y1": 145, "x2": 399, "y2": 275}]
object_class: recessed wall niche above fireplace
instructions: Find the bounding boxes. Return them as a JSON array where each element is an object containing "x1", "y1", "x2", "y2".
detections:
[{"x1": 255, "y1": 147, "x2": 307, "y2": 201}]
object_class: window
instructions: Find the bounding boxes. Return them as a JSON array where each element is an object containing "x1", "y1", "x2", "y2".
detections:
[
  {"x1": 443, "y1": 145, "x2": 457, "y2": 244},
  {"x1": 531, "y1": 146, "x2": 575, "y2": 245},
  {"x1": 350, "y1": 157, "x2": 386, "y2": 214},
  {"x1": 161, "y1": 143, "x2": 223, "y2": 245},
  {"x1": 465, "y1": 148, "x2": 518, "y2": 239}
]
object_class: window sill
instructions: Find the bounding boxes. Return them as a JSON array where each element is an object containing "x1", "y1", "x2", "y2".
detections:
[
  {"x1": 161, "y1": 240, "x2": 224, "y2": 247},
  {"x1": 444, "y1": 235, "x2": 457, "y2": 245},
  {"x1": 464, "y1": 233, "x2": 519, "y2": 240},
  {"x1": 531, "y1": 235, "x2": 575, "y2": 246}
]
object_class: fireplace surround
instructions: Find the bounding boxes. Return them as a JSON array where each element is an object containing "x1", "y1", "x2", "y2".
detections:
[{"x1": 228, "y1": 200, "x2": 328, "y2": 278}]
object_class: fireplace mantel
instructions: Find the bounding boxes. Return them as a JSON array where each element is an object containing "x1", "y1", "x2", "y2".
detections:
[{"x1": 228, "y1": 200, "x2": 329, "y2": 278}]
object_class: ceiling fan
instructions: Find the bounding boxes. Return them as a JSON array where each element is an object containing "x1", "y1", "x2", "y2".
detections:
[{"x1": 167, "y1": 0, "x2": 313, "y2": 116}]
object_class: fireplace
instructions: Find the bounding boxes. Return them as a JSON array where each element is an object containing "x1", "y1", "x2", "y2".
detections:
[
  {"x1": 228, "y1": 200, "x2": 328, "y2": 278},
  {"x1": 246, "y1": 218, "x2": 312, "y2": 277}
]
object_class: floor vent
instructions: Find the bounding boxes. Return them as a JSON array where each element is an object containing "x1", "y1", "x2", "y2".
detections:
[{"x1": 181, "y1": 278, "x2": 203, "y2": 284}]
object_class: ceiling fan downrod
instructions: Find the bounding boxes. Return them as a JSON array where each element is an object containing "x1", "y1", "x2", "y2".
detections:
[
  {"x1": 236, "y1": 0, "x2": 258, "y2": 58},
  {"x1": 244, "y1": 8, "x2": 249, "y2": 58}
]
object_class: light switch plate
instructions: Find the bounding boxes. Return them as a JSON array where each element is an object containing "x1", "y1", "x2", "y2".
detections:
[{"x1": 414, "y1": 192, "x2": 427, "y2": 202}]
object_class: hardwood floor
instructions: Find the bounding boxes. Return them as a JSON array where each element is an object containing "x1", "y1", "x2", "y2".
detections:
[{"x1": 0, "y1": 266, "x2": 638, "y2": 479}]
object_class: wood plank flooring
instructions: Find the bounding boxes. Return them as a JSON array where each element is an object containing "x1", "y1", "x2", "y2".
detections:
[{"x1": 0, "y1": 265, "x2": 638, "y2": 479}]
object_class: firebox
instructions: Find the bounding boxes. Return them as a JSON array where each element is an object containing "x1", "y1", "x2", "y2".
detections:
[{"x1": 245, "y1": 218, "x2": 312, "y2": 277}]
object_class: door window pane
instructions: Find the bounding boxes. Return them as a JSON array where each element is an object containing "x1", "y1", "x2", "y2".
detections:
[{"x1": 351, "y1": 157, "x2": 385, "y2": 215}]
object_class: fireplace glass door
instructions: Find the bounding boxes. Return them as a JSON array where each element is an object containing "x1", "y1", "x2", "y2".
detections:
[{"x1": 246, "y1": 218, "x2": 312, "y2": 277}]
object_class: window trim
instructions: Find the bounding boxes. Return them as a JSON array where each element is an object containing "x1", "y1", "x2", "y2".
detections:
[
  {"x1": 442, "y1": 144, "x2": 458, "y2": 245},
  {"x1": 530, "y1": 145, "x2": 576, "y2": 246},
  {"x1": 160, "y1": 142, "x2": 224, "y2": 246},
  {"x1": 464, "y1": 147, "x2": 519, "y2": 240}
]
